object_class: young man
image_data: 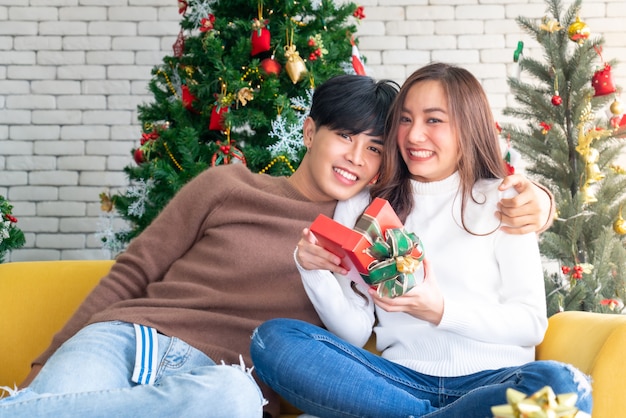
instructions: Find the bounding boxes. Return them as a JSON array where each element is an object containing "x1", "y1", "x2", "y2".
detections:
[{"x1": 0, "y1": 74, "x2": 552, "y2": 418}]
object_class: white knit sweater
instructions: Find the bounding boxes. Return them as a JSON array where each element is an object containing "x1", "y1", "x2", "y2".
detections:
[{"x1": 299, "y1": 172, "x2": 547, "y2": 377}]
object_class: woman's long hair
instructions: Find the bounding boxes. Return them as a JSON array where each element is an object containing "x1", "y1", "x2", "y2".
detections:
[{"x1": 371, "y1": 62, "x2": 507, "y2": 228}]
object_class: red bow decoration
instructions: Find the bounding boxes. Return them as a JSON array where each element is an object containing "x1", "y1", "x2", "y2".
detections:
[
  {"x1": 353, "y1": 6, "x2": 365, "y2": 19},
  {"x1": 178, "y1": 0, "x2": 187, "y2": 15},
  {"x1": 200, "y1": 14, "x2": 216, "y2": 33},
  {"x1": 211, "y1": 140, "x2": 246, "y2": 167}
]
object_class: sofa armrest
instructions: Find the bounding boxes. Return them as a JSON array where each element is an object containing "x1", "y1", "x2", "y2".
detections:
[
  {"x1": 536, "y1": 310, "x2": 626, "y2": 417},
  {"x1": 0, "y1": 260, "x2": 114, "y2": 390}
]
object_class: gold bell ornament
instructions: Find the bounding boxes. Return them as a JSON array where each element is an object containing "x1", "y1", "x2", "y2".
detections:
[
  {"x1": 614, "y1": 205, "x2": 626, "y2": 235},
  {"x1": 583, "y1": 148, "x2": 604, "y2": 184},
  {"x1": 581, "y1": 183, "x2": 597, "y2": 205},
  {"x1": 284, "y1": 28, "x2": 307, "y2": 84}
]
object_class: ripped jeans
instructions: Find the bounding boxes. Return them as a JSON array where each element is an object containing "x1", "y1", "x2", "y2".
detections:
[
  {"x1": 0, "y1": 321, "x2": 265, "y2": 418},
  {"x1": 251, "y1": 319, "x2": 593, "y2": 418}
]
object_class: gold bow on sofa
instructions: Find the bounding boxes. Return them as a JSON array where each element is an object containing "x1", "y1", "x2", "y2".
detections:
[{"x1": 1, "y1": 260, "x2": 625, "y2": 417}]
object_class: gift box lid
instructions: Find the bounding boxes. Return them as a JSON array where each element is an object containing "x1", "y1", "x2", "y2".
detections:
[{"x1": 310, "y1": 198, "x2": 412, "y2": 289}]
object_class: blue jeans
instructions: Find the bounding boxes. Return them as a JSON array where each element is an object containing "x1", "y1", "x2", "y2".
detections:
[
  {"x1": 250, "y1": 319, "x2": 592, "y2": 418},
  {"x1": 0, "y1": 321, "x2": 265, "y2": 418}
]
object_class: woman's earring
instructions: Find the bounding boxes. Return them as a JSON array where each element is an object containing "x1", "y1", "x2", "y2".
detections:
[{"x1": 369, "y1": 174, "x2": 379, "y2": 185}]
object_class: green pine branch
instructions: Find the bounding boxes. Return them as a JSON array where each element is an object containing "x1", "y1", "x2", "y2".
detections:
[
  {"x1": 0, "y1": 196, "x2": 26, "y2": 263},
  {"x1": 503, "y1": 0, "x2": 626, "y2": 315},
  {"x1": 99, "y1": 0, "x2": 363, "y2": 250}
]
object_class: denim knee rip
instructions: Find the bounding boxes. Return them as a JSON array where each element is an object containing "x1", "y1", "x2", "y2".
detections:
[
  {"x1": 222, "y1": 353, "x2": 269, "y2": 410},
  {"x1": 565, "y1": 363, "x2": 593, "y2": 399}
]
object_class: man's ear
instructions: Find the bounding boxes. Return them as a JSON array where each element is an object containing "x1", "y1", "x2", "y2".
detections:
[{"x1": 302, "y1": 117, "x2": 316, "y2": 149}]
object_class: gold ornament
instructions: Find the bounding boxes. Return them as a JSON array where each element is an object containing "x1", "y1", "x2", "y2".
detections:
[
  {"x1": 610, "y1": 98, "x2": 624, "y2": 115},
  {"x1": 540, "y1": 17, "x2": 562, "y2": 33},
  {"x1": 284, "y1": 44, "x2": 307, "y2": 84},
  {"x1": 491, "y1": 386, "x2": 578, "y2": 418},
  {"x1": 584, "y1": 148, "x2": 605, "y2": 184},
  {"x1": 581, "y1": 183, "x2": 597, "y2": 204},
  {"x1": 610, "y1": 163, "x2": 626, "y2": 174},
  {"x1": 237, "y1": 87, "x2": 254, "y2": 106},
  {"x1": 567, "y1": 16, "x2": 590, "y2": 44},
  {"x1": 99, "y1": 192, "x2": 114, "y2": 212},
  {"x1": 614, "y1": 206, "x2": 626, "y2": 235}
]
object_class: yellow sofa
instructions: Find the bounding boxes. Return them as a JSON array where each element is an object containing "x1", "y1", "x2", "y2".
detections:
[{"x1": 1, "y1": 260, "x2": 626, "y2": 417}]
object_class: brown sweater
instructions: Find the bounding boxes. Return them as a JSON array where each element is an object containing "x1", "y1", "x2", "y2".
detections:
[{"x1": 34, "y1": 164, "x2": 336, "y2": 417}]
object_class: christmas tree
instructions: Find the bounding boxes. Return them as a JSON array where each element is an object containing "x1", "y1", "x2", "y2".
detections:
[
  {"x1": 99, "y1": 0, "x2": 366, "y2": 250},
  {"x1": 502, "y1": 0, "x2": 626, "y2": 315},
  {"x1": 0, "y1": 195, "x2": 25, "y2": 263}
]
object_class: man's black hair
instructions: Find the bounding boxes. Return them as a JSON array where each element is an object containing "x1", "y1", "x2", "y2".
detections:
[{"x1": 308, "y1": 74, "x2": 399, "y2": 137}]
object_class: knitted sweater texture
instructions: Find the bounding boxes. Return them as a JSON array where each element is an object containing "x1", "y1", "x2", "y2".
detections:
[
  {"x1": 301, "y1": 173, "x2": 547, "y2": 378},
  {"x1": 34, "y1": 164, "x2": 335, "y2": 417}
]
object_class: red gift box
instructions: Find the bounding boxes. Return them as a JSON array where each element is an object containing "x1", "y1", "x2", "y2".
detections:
[{"x1": 310, "y1": 197, "x2": 423, "y2": 291}]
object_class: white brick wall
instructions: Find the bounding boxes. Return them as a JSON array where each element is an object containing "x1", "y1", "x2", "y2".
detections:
[{"x1": 1, "y1": 0, "x2": 625, "y2": 261}]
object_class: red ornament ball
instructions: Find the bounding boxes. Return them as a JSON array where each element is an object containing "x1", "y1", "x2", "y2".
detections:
[
  {"x1": 551, "y1": 94, "x2": 562, "y2": 106},
  {"x1": 133, "y1": 148, "x2": 144, "y2": 165},
  {"x1": 260, "y1": 57, "x2": 281, "y2": 76}
]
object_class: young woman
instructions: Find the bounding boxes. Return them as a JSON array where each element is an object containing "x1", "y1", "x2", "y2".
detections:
[{"x1": 250, "y1": 63, "x2": 592, "y2": 418}]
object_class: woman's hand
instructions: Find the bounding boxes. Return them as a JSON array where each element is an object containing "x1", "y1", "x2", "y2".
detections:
[
  {"x1": 369, "y1": 259, "x2": 444, "y2": 325},
  {"x1": 497, "y1": 174, "x2": 554, "y2": 234},
  {"x1": 296, "y1": 228, "x2": 348, "y2": 275}
]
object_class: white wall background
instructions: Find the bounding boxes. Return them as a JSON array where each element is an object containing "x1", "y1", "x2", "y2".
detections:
[{"x1": 2, "y1": 0, "x2": 625, "y2": 261}]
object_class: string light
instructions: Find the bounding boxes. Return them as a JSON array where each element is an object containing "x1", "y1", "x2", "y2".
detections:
[
  {"x1": 164, "y1": 142, "x2": 183, "y2": 171},
  {"x1": 241, "y1": 66, "x2": 260, "y2": 82},
  {"x1": 259, "y1": 155, "x2": 296, "y2": 174},
  {"x1": 157, "y1": 69, "x2": 178, "y2": 98}
]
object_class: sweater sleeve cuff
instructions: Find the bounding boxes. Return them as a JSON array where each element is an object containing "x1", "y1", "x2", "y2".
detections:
[{"x1": 294, "y1": 248, "x2": 374, "y2": 346}]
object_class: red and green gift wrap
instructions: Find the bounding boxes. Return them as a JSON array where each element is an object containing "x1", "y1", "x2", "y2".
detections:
[{"x1": 310, "y1": 197, "x2": 425, "y2": 298}]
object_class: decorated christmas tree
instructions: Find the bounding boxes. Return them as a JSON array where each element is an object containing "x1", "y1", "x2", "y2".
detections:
[
  {"x1": 0, "y1": 195, "x2": 25, "y2": 263},
  {"x1": 502, "y1": 0, "x2": 626, "y2": 315},
  {"x1": 99, "y1": 0, "x2": 366, "y2": 251}
]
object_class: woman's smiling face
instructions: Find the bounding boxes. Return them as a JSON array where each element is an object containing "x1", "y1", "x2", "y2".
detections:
[{"x1": 396, "y1": 80, "x2": 460, "y2": 183}]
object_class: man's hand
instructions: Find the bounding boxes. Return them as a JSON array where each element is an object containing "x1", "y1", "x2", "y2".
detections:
[
  {"x1": 296, "y1": 228, "x2": 348, "y2": 275},
  {"x1": 497, "y1": 174, "x2": 554, "y2": 235}
]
